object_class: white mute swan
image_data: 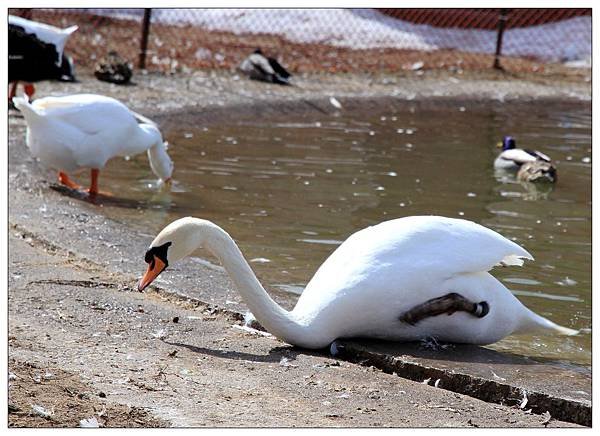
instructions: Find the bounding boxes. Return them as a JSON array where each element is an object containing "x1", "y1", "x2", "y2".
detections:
[
  {"x1": 13, "y1": 94, "x2": 173, "y2": 196},
  {"x1": 138, "y1": 216, "x2": 577, "y2": 349}
]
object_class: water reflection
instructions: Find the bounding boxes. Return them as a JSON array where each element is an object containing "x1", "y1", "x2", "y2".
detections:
[{"x1": 494, "y1": 169, "x2": 556, "y2": 201}]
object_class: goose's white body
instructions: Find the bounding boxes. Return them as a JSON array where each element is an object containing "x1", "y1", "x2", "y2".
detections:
[
  {"x1": 494, "y1": 148, "x2": 551, "y2": 170},
  {"x1": 13, "y1": 94, "x2": 173, "y2": 181},
  {"x1": 143, "y1": 216, "x2": 577, "y2": 349},
  {"x1": 9, "y1": 15, "x2": 78, "y2": 66}
]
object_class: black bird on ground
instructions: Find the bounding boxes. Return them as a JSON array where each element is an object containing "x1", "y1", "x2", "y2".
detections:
[
  {"x1": 8, "y1": 16, "x2": 77, "y2": 101},
  {"x1": 239, "y1": 48, "x2": 292, "y2": 85},
  {"x1": 94, "y1": 51, "x2": 133, "y2": 85}
]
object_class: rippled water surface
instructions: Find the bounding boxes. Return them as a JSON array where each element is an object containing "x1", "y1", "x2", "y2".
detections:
[{"x1": 99, "y1": 99, "x2": 591, "y2": 367}]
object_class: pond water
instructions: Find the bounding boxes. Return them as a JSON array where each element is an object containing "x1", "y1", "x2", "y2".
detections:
[{"x1": 95, "y1": 99, "x2": 591, "y2": 367}]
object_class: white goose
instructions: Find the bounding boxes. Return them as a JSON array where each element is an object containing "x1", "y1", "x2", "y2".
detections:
[
  {"x1": 138, "y1": 215, "x2": 577, "y2": 349},
  {"x1": 13, "y1": 94, "x2": 173, "y2": 196}
]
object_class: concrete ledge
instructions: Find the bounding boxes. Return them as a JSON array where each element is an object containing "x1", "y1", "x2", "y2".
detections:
[{"x1": 334, "y1": 340, "x2": 591, "y2": 426}]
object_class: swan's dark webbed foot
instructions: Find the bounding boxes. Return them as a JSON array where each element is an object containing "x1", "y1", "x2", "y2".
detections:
[
  {"x1": 420, "y1": 336, "x2": 453, "y2": 351},
  {"x1": 399, "y1": 292, "x2": 489, "y2": 326},
  {"x1": 329, "y1": 340, "x2": 345, "y2": 357}
]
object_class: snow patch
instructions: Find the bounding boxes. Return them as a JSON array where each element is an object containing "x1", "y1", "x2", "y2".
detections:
[{"x1": 62, "y1": 9, "x2": 590, "y2": 63}]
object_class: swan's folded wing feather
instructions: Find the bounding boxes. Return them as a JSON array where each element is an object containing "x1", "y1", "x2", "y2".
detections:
[
  {"x1": 394, "y1": 216, "x2": 534, "y2": 274},
  {"x1": 328, "y1": 216, "x2": 534, "y2": 280},
  {"x1": 299, "y1": 216, "x2": 533, "y2": 315}
]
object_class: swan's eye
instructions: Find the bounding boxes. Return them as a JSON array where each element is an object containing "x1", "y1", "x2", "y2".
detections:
[{"x1": 144, "y1": 250, "x2": 153, "y2": 264}]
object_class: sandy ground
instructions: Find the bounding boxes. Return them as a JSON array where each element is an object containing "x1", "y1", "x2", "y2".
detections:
[
  {"x1": 8, "y1": 359, "x2": 165, "y2": 428},
  {"x1": 7, "y1": 70, "x2": 590, "y2": 427}
]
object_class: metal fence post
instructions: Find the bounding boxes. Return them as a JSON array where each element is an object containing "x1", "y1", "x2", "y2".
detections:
[
  {"x1": 138, "y1": 8, "x2": 152, "y2": 70},
  {"x1": 493, "y1": 8, "x2": 509, "y2": 70}
]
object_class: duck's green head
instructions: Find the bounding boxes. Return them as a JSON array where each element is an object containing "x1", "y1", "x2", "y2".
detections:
[{"x1": 501, "y1": 136, "x2": 516, "y2": 151}]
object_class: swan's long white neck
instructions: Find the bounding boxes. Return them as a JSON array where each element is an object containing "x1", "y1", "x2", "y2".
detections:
[{"x1": 188, "y1": 221, "x2": 310, "y2": 345}]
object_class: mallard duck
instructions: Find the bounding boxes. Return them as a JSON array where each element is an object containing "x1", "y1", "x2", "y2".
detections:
[
  {"x1": 239, "y1": 49, "x2": 292, "y2": 85},
  {"x1": 12, "y1": 94, "x2": 173, "y2": 196},
  {"x1": 494, "y1": 136, "x2": 552, "y2": 170},
  {"x1": 8, "y1": 15, "x2": 77, "y2": 101},
  {"x1": 138, "y1": 216, "x2": 577, "y2": 349},
  {"x1": 94, "y1": 51, "x2": 133, "y2": 85},
  {"x1": 517, "y1": 160, "x2": 557, "y2": 183}
]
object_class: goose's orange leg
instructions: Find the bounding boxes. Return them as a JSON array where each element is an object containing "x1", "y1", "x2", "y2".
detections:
[
  {"x1": 58, "y1": 172, "x2": 81, "y2": 190},
  {"x1": 24, "y1": 83, "x2": 35, "y2": 100},
  {"x1": 88, "y1": 169, "x2": 100, "y2": 196}
]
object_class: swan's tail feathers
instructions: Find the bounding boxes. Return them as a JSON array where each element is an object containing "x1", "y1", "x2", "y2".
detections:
[
  {"x1": 499, "y1": 251, "x2": 534, "y2": 267},
  {"x1": 553, "y1": 324, "x2": 580, "y2": 336},
  {"x1": 519, "y1": 309, "x2": 579, "y2": 336}
]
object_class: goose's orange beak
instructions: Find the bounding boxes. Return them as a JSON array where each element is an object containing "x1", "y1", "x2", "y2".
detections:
[{"x1": 138, "y1": 257, "x2": 167, "y2": 292}]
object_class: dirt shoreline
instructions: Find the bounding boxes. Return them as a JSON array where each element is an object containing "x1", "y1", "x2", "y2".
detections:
[{"x1": 8, "y1": 71, "x2": 590, "y2": 427}]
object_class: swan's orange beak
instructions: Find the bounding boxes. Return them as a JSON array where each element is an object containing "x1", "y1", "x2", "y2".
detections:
[{"x1": 138, "y1": 257, "x2": 167, "y2": 292}]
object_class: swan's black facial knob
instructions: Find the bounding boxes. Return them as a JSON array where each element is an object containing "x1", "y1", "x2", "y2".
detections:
[{"x1": 138, "y1": 242, "x2": 171, "y2": 291}]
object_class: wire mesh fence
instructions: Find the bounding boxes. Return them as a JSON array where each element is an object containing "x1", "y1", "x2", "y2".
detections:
[{"x1": 9, "y1": 8, "x2": 591, "y2": 76}]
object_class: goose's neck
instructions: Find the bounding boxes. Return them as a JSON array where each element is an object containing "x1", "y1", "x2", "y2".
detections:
[
  {"x1": 202, "y1": 224, "x2": 309, "y2": 345},
  {"x1": 147, "y1": 140, "x2": 173, "y2": 181}
]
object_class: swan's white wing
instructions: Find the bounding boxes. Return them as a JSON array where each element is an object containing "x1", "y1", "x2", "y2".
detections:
[
  {"x1": 362, "y1": 215, "x2": 532, "y2": 271},
  {"x1": 304, "y1": 216, "x2": 532, "y2": 294},
  {"x1": 498, "y1": 149, "x2": 538, "y2": 165},
  {"x1": 293, "y1": 216, "x2": 533, "y2": 328}
]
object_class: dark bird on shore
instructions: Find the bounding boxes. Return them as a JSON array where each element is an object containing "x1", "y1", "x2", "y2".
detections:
[
  {"x1": 94, "y1": 51, "x2": 133, "y2": 85},
  {"x1": 239, "y1": 49, "x2": 292, "y2": 85},
  {"x1": 8, "y1": 15, "x2": 78, "y2": 101}
]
